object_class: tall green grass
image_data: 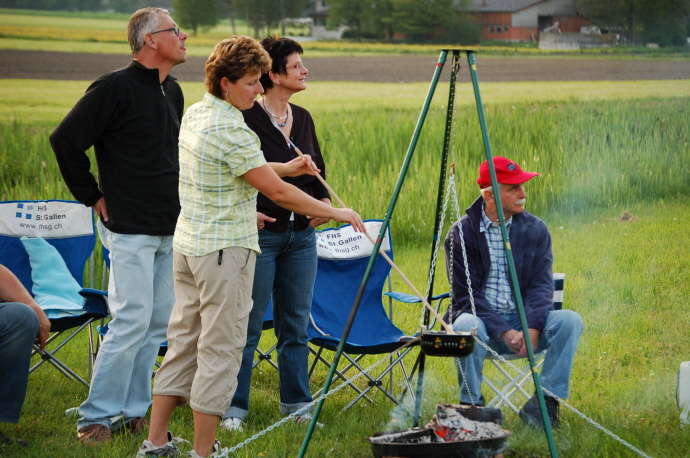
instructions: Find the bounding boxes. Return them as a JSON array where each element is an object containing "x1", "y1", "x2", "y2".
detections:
[
  {"x1": 3, "y1": 90, "x2": 689, "y2": 245},
  {"x1": 310, "y1": 97, "x2": 690, "y2": 245}
]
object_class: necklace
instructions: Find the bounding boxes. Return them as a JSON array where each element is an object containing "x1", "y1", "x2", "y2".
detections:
[{"x1": 262, "y1": 98, "x2": 289, "y2": 127}]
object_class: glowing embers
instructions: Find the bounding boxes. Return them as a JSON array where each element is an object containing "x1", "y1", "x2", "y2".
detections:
[{"x1": 368, "y1": 404, "x2": 510, "y2": 458}]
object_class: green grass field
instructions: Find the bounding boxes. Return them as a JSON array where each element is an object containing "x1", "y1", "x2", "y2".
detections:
[
  {"x1": 2, "y1": 12, "x2": 690, "y2": 455},
  {"x1": 3, "y1": 78, "x2": 690, "y2": 456}
]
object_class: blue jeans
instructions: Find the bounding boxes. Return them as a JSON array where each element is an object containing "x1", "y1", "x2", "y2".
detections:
[
  {"x1": 77, "y1": 223, "x2": 175, "y2": 430},
  {"x1": 0, "y1": 302, "x2": 38, "y2": 423},
  {"x1": 225, "y1": 224, "x2": 316, "y2": 420},
  {"x1": 453, "y1": 309, "x2": 583, "y2": 403}
]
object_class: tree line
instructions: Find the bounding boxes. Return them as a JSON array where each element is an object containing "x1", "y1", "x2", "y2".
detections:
[{"x1": 1, "y1": 0, "x2": 688, "y2": 46}]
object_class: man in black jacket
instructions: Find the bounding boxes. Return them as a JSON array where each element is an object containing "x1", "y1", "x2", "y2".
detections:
[
  {"x1": 50, "y1": 7, "x2": 187, "y2": 445},
  {"x1": 445, "y1": 157, "x2": 583, "y2": 429}
]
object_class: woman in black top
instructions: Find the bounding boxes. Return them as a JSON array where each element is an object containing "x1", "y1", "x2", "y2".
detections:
[{"x1": 221, "y1": 36, "x2": 329, "y2": 430}]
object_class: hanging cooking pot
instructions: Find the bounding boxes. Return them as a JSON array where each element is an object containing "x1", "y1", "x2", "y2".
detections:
[
  {"x1": 419, "y1": 330, "x2": 474, "y2": 357},
  {"x1": 401, "y1": 329, "x2": 475, "y2": 358}
]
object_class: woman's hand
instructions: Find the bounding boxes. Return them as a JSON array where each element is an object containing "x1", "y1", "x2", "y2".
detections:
[
  {"x1": 330, "y1": 208, "x2": 365, "y2": 233},
  {"x1": 274, "y1": 155, "x2": 320, "y2": 178},
  {"x1": 257, "y1": 212, "x2": 276, "y2": 230},
  {"x1": 307, "y1": 198, "x2": 332, "y2": 228}
]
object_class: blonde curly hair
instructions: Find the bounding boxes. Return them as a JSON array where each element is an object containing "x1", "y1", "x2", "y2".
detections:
[{"x1": 205, "y1": 36, "x2": 272, "y2": 99}]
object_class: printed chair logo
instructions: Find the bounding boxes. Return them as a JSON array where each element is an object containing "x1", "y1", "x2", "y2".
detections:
[
  {"x1": 2, "y1": 201, "x2": 91, "y2": 239},
  {"x1": 15, "y1": 203, "x2": 66, "y2": 222},
  {"x1": 15, "y1": 203, "x2": 34, "y2": 220}
]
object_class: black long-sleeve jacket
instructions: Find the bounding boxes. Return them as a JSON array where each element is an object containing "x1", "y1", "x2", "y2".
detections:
[
  {"x1": 242, "y1": 102, "x2": 330, "y2": 233},
  {"x1": 50, "y1": 60, "x2": 183, "y2": 235}
]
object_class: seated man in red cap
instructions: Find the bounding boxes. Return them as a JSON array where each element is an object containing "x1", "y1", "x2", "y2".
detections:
[{"x1": 444, "y1": 156, "x2": 583, "y2": 429}]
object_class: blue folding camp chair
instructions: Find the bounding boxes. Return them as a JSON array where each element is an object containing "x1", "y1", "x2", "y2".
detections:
[
  {"x1": 308, "y1": 220, "x2": 416, "y2": 411},
  {"x1": 0, "y1": 200, "x2": 108, "y2": 387}
]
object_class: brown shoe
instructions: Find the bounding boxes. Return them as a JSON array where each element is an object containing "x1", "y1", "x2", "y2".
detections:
[
  {"x1": 77, "y1": 424, "x2": 112, "y2": 445},
  {"x1": 124, "y1": 417, "x2": 148, "y2": 435}
]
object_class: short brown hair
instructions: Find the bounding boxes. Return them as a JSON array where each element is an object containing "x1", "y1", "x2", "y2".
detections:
[
  {"x1": 205, "y1": 36, "x2": 272, "y2": 99},
  {"x1": 259, "y1": 35, "x2": 303, "y2": 90},
  {"x1": 127, "y1": 7, "x2": 168, "y2": 57}
]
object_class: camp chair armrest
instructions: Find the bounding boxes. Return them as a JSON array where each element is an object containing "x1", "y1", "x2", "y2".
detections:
[
  {"x1": 384, "y1": 291, "x2": 450, "y2": 304},
  {"x1": 79, "y1": 288, "x2": 107, "y2": 297}
]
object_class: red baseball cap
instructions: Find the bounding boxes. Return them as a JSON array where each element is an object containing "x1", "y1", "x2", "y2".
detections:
[{"x1": 477, "y1": 156, "x2": 539, "y2": 189}]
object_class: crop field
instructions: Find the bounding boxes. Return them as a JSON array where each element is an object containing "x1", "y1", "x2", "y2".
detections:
[{"x1": 2, "y1": 8, "x2": 690, "y2": 457}]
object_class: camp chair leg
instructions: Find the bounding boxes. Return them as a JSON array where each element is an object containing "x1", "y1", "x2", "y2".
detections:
[
  {"x1": 483, "y1": 377, "x2": 521, "y2": 414},
  {"x1": 88, "y1": 323, "x2": 96, "y2": 381},
  {"x1": 485, "y1": 355, "x2": 545, "y2": 413},
  {"x1": 340, "y1": 348, "x2": 415, "y2": 413},
  {"x1": 30, "y1": 318, "x2": 96, "y2": 387},
  {"x1": 309, "y1": 346, "x2": 371, "y2": 400},
  {"x1": 309, "y1": 348, "x2": 374, "y2": 403},
  {"x1": 308, "y1": 345, "x2": 323, "y2": 378},
  {"x1": 32, "y1": 344, "x2": 90, "y2": 387},
  {"x1": 397, "y1": 351, "x2": 425, "y2": 404},
  {"x1": 397, "y1": 353, "x2": 415, "y2": 404},
  {"x1": 254, "y1": 343, "x2": 278, "y2": 371}
]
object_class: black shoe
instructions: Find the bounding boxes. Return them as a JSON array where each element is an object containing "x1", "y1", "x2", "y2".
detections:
[
  {"x1": 0, "y1": 430, "x2": 28, "y2": 447},
  {"x1": 460, "y1": 394, "x2": 485, "y2": 407},
  {"x1": 519, "y1": 394, "x2": 560, "y2": 429}
]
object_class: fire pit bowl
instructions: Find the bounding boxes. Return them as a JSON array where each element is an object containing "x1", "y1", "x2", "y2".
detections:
[
  {"x1": 419, "y1": 331, "x2": 475, "y2": 357},
  {"x1": 367, "y1": 428, "x2": 511, "y2": 458}
]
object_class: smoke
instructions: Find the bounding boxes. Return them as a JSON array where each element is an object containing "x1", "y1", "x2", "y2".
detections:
[{"x1": 381, "y1": 367, "x2": 454, "y2": 431}]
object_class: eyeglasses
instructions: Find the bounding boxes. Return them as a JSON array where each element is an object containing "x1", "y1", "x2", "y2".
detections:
[
  {"x1": 286, "y1": 62, "x2": 305, "y2": 71},
  {"x1": 151, "y1": 27, "x2": 180, "y2": 36}
]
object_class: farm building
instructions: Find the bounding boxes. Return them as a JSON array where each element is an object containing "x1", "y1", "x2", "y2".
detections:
[
  {"x1": 464, "y1": 0, "x2": 590, "y2": 43},
  {"x1": 304, "y1": 0, "x2": 348, "y2": 39}
]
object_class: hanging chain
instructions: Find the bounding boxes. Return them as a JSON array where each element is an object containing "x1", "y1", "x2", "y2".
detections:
[
  {"x1": 423, "y1": 53, "x2": 460, "y2": 307},
  {"x1": 422, "y1": 176, "x2": 451, "y2": 329}
]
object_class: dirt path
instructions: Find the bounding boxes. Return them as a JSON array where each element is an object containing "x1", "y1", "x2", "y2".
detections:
[{"x1": 2, "y1": 49, "x2": 689, "y2": 83}]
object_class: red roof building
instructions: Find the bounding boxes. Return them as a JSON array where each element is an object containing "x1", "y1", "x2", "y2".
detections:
[{"x1": 465, "y1": 0, "x2": 589, "y2": 42}]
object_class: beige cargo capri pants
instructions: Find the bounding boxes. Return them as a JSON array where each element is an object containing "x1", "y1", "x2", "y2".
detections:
[{"x1": 153, "y1": 247, "x2": 256, "y2": 416}]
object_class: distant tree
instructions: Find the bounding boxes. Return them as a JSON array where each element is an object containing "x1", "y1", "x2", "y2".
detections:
[
  {"x1": 105, "y1": 0, "x2": 168, "y2": 14},
  {"x1": 390, "y1": 0, "x2": 452, "y2": 42},
  {"x1": 576, "y1": 0, "x2": 690, "y2": 46},
  {"x1": 328, "y1": 0, "x2": 479, "y2": 42},
  {"x1": 637, "y1": 0, "x2": 690, "y2": 46},
  {"x1": 232, "y1": 0, "x2": 309, "y2": 38},
  {"x1": 172, "y1": 0, "x2": 220, "y2": 36},
  {"x1": 327, "y1": 0, "x2": 392, "y2": 39},
  {"x1": 219, "y1": 0, "x2": 237, "y2": 35},
  {"x1": 0, "y1": 0, "x2": 104, "y2": 11},
  {"x1": 442, "y1": 9, "x2": 482, "y2": 45},
  {"x1": 576, "y1": 0, "x2": 636, "y2": 42}
]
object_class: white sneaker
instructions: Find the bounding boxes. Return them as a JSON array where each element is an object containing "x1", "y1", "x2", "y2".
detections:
[
  {"x1": 189, "y1": 439, "x2": 225, "y2": 457},
  {"x1": 219, "y1": 417, "x2": 243, "y2": 432},
  {"x1": 294, "y1": 412, "x2": 324, "y2": 428},
  {"x1": 136, "y1": 431, "x2": 186, "y2": 457}
]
